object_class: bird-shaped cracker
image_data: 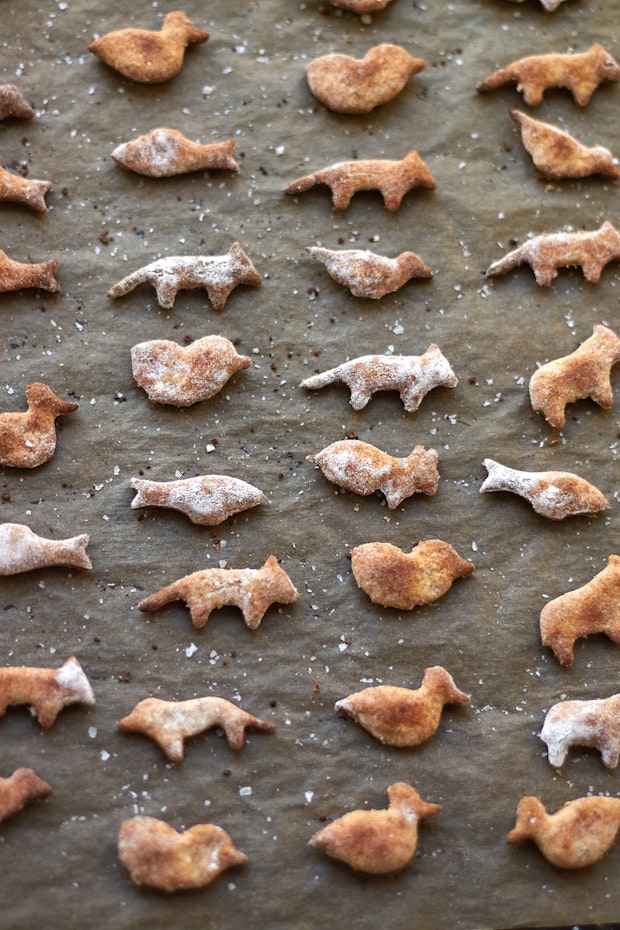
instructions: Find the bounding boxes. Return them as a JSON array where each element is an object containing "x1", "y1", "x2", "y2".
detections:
[
  {"x1": 540, "y1": 555, "x2": 620, "y2": 666},
  {"x1": 130, "y1": 335, "x2": 251, "y2": 406},
  {"x1": 508, "y1": 796, "x2": 620, "y2": 869},
  {"x1": 480, "y1": 459, "x2": 608, "y2": 520},
  {"x1": 138, "y1": 555, "x2": 299, "y2": 629},
  {"x1": 305, "y1": 246, "x2": 432, "y2": 299},
  {"x1": 130, "y1": 474, "x2": 266, "y2": 526},
  {"x1": 109, "y1": 243, "x2": 261, "y2": 310},
  {"x1": 0, "y1": 383, "x2": 78, "y2": 468},
  {"x1": 477, "y1": 43, "x2": 620, "y2": 106},
  {"x1": 118, "y1": 816, "x2": 247, "y2": 891},
  {"x1": 112, "y1": 129, "x2": 239, "y2": 178},
  {"x1": 0, "y1": 85, "x2": 33, "y2": 121},
  {"x1": 351, "y1": 539, "x2": 474, "y2": 609},
  {"x1": 0, "y1": 523, "x2": 91, "y2": 576},
  {"x1": 529, "y1": 324, "x2": 620, "y2": 428},
  {"x1": 310, "y1": 783, "x2": 440, "y2": 873},
  {"x1": 118, "y1": 696, "x2": 274, "y2": 760},
  {"x1": 306, "y1": 44, "x2": 425, "y2": 114},
  {"x1": 511, "y1": 110, "x2": 619, "y2": 179},
  {"x1": 0, "y1": 250, "x2": 59, "y2": 294},
  {"x1": 0, "y1": 768, "x2": 51, "y2": 824},
  {"x1": 284, "y1": 150, "x2": 436, "y2": 211},
  {"x1": 540, "y1": 693, "x2": 620, "y2": 768},
  {"x1": 308, "y1": 440, "x2": 439, "y2": 508},
  {"x1": 88, "y1": 11, "x2": 209, "y2": 84},
  {"x1": 300, "y1": 346, "x2": 457, "y2": 412},
  {"x1": 0, "y1": 165, "x2": 52, "y2": 213},
  {"x1": 486, "y1": 221, "x2": 620, "y2": 286},
  {"x1": 335, "y1": 666, "x2": 469, "y2": 747}
]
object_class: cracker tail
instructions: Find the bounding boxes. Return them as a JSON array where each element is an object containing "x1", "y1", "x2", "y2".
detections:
[
  {"x1": 283, "y1": 173, "x2": 318, "y2": 196},
  {"x1": 476, "y1": 68, "x2": 512, "y2": 94},
  {"x1": 486, "y1": 245, "x2": 524, "y2": 278},
  {"x1": 60, "y1": 534, "x2": 92, "y2": 570},
  {"x1": 138, "y1": 580, "x2": 181, "y2": 614},
  {"x1": 108, "y1": 267, "x2": 145, "y2": 299},
  {"x1": 299, "y1": 365, "x2": 341, "y2": 391}
]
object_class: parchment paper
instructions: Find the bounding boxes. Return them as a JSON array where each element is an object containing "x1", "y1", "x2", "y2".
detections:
[{"x1": 0, "y1": 0, "x2": 619, "y2": 927}]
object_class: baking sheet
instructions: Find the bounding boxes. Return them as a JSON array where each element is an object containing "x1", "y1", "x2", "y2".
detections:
[{"x1": 1, "y1": 0, "x2": 619, "y2": 927}]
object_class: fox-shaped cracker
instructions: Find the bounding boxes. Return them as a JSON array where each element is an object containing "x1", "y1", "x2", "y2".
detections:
[{"x1": 0, "y1": 656, "x2": 95, "y2": 727}]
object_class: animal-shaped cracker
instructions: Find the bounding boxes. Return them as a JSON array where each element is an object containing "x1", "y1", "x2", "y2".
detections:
[
  {"x1": 0, "y1": 523, "x2": 91, "y2": 575},
  {"x1": 310, "y1": 783, "x2": 440, "y2": 874},
  {"x1": 335, "y1": 666, "x2": 469, "y2": 747},
  {"x1": 0, "y1": 768, "x2": 51, "y2": 823},
  {"x1": 300, "y1": 345, "x2": 457, "y2": 412},
  {"x1": 118, "y1": 696, "x2": 274, "y2": 761},
  {"x1": 88, "y1": 11, "x2": 209, "y2": 84},
  {"x1": 510, "y1": 110, "x2": 619, "y2": 180},
  {"x1": 504, "y1": 0, "x2": 568, "y2": 8},
  {"x1": 486, "y1": 221, "x2": 620, "y2": 286},
  {"x1": 507, "y1": 795, "x2": 620, "y2": 869},
  {"x1": 0, "y1": 85, "x2": 33, "y2": 121},
  {"x1": 0, "y1": 250, "x2": 59, "y2": 294},
  {"x1": 131, "y1": 474, "x2": 265, "y2": 526},
  {"x1": 0, "y1": 769, "x2": 51, "y2": 824},
  {"x1": 284, "y1": 150, "x2": 436, "y2": 211},
  {"x1": 351, "y1": 539, "x2": 474, "y2": 609},
  {"x1": 108, "y1": 243, "x2": 261, "y2": 310},
  {"x1": 112, "y1": 129, "x2": 239, "y2": 178},
  {"x1": 328, "y1": 0, "x2": 393, "y2": 9},
  {"x1": 0, "y1": 382, "x2": 78, "y2": 468},
  {"x1": 0, "y1": 656, "x2": 95, "y2": 727},
  {"x1": 529, "y1": 324, "x2": 620, "y2": 428},
  {"x1": 130, "y1": 335, "x2": 251, "y2": 406},
  {"x1": 480, "y1": 458, "x2": 608, "y2": 520},
  {"x1": 138, "y1": 555, "x2": 299, "y2": 630},
  {"x1": 305, "y1": 246, "x2": 432, "y2": 299},
  {"x1": 477, "y1": 43, "x2": 620, "y2": 106},
  {"x1": 0, "y1": 165, "x2": 52, "y2": 213},
  {"x1": 306, "y1": 44, "x2": 425, "y2": 114},
  {"x1": 540, "y1": 692, "x2": 620, "y2": 768},
  {"x1": 540, "y1": 555, "x2": 620, "y2": 666},
  {"x1": 118, "y1": 816, "x2": 246, "y2": 891},
  {"x1": 309, "y1": 441, "x2": 438, "y2": 509}
]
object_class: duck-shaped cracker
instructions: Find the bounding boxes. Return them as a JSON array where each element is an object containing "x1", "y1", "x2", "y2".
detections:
[
  {"x1": 88, "y1": 11, "x2": 209, "y2": 84},
  {"x1": 510, "y1": 110, "x2": 619, "y2": 180},
  {"x1": 351, "y1": 539, "x2": 474, "y2": 609},
  {"x1": 118, "y1": 816, "x2": 247, "y2": 891},
  {"x1": 0, "y1": 165, "x2": 52, "y2": 213},
  {"x1": 306, "y1": 44, "x2": 425, "y2": 114},
  {"x1": 310, "y1": 782, "x2": 440, "y2": 873},
  {"x1": 477, "y1": 43, "x2": 620, "y2": 107},
  {"x1": 0, "y1": 383, "x2": 78, "y2": 468},
  {"x1": 130, "y1": 474, "x2": 266, "y2": 525},
  {"x1": 305, "y1": 246, "x2": 432, "y2": 299},
  {"x1": 540, "y1": 556, "x2": 620, "y2": 666},
  {"x1": 0, "y1": 768, "x2": 52, "y2": 824},
  {"x1": 0, "y1": 85, "x2": 34, "y2": 121},
  {"x1": 0, "y1": 523, "x2": 91, "y2": 576},
  {"x1": 118, "y1": 696, "x2": 274, "y2": 761},
  {"x1": 0, "y1": 250, "x2": 59, "y2": 294},
  {"x1": 335, "y1": 666, "x2": 470, "y2": 747},
  {"x1": 112, "y1": 129, "x2": 239, "y2": 178},
  {"x1": 480, "y1": 458, "x2": 608, "y2": 520},
  {"x1": 508, "y1": 795, "x2": 620, "y2": 868},
  {"x1": 138, "y1": 555, "x2": 299, "y2": 630}
]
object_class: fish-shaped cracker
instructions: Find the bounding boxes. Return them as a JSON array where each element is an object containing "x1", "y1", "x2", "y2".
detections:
[
  {"x1": 511, "y1": 109, "x2": 619, "y2": 179},
  {"x1": 130, "y1": 474, "x2": 266, "y2": 525},
  {"x1": 310, "y1": 783, "x2": 440, "y2": 873},
  {"x1": 306, "y1": 44, "x2": 425, "y2": 114},
  {"x1": 284, "y1": 150, "x2": 436, "y2": 211},
  {"x1": 308, "y1": 440, "x2": 438, "y2": 508},
  {"x1": 477, "y1": 43, "x2": 620, "y2": 107},
  {"x1": 0, "y1": 85, "x2": 33, "y2": 121},
  {"x1": 300, "y1": 346, "x2": 457, "y2": 412},
  {"x1": 118, "y1": 816, "x2": 246, "y2": 891},
  {"x1": 109, "y1": 243, "x2": 261, "y2": 310},
  {"x1": 529, "y1": 324, "x2": 620, "y2": 428},
  {"x1": 89, "y1": 11, "x2": 209, "y2": 84},
  {"x1": 112, "y1": 129, "x2": 239, "y2": 177},
  {"x1": 486, "y1": 221, "x2": 620, "y2": 286},
  {"x1": 0, "y1": 523, "x2": 91, "y2": 575},
  {"x1": 0, "y1": 250, "x2": 59, "y2": 294},
  {"x1": 130, "y1": 335, "x2": 251, "y2": 406},
  {"x1": 480, "y1": 458, "x2": 608, "y2": 520},
  {"x1": 0, "y1": 165, "x2": 52, "y2": 213},
  {"x1": 351, "y1": 539, "x2": 474, "y2": 609},
  {"x1": 305, "y1": 246, "x2": 432, "y2": 299}
]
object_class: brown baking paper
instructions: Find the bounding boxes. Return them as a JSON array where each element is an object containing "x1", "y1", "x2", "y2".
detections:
[{"x1": 0, "y1": 1, "x2": 619, "y2": 928}]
